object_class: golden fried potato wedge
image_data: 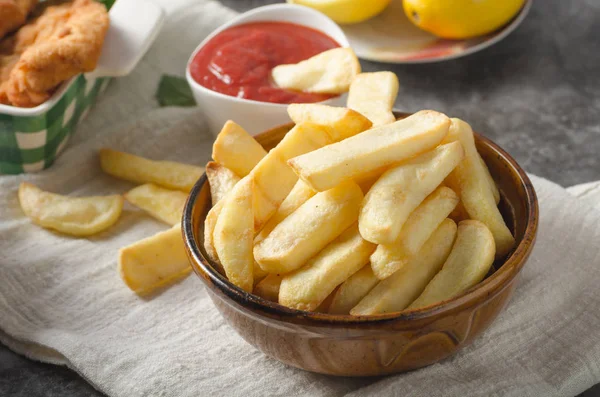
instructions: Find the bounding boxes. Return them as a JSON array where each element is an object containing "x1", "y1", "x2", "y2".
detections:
[
  {"x1": 100, "y1": 149, "x2": 203, "y2": 192},
  {"x1": 443, "y1": 119, "x2": 514, "y2": 257},
  {"x1": 272, "y1": 48, "x2": 360, "y2": 94},
  {"x1": 478, "y1": 153, "x2": 500, "y2": 205},
  {"x1": 279, "y1": 224, "x2": 375, "y2": 311},
  {"x1": 206, "y1": 161, "x2": 241, "y2": 206},
  {"x1": 347, "y1": 72, "x2": 399, "y2": 127},
  {"x1": 351, "y1": 219, "x2": 457, "y2": 315},
  {"x1": 254, "y1": 180, "x2": 316, "y2": 244},
  {"x1": 124, "y1": 184, "x2": 187, "y2": 226},
  {"x1": 251, "y1": 122, "x2": 333, "y2": 231},
  {"x1": 289, "y1": 110, "x2": 450, "y2": 192},
  {"x1": 204, "y1": 199, "x2": 225, "y2": 267},
  {"x1": 359, "y1": 141, "x2": 464, "y2": 244},
  {"x1": 254, "y1": 181, "x2": 363, "y2": 274},
  {"x1": 328, "y1": 265, "x2": 380, "y2": 315},
  {"x1": 253, "y1": 274, "x2": 283, "y2": 302},
  {"x1": 213, "y1": 177, "x2": 254, "y2": 292},
  {"x1": 119, "y1": 225, "x2": 190, "y2": 294},
  {"x1": 370, "y1": 186, "x2": 458, "y2": 279},
  {"x1": 212, "y1": 121, "x2": 268, "y2": 177},
  {"x1": 408, "y1": 220, "x2": 495, "y2": 310},
  {"x1": 287, "y1": 104, "x2": 372, "y2": 141},
  {"x1": 19, "y1": 182, "x2": 123, "y2": 237},
  {"x1": 315, "y1": 288, "x2": 338, "y2": 313}
]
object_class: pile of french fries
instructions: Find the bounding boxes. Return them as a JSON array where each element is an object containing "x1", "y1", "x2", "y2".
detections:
[
  {"x1": 17, "y1": 48, "x2": 514, "y2": 313},
  {"x1": 205, "y1": 72, "x2": 515, "y2": 314}
]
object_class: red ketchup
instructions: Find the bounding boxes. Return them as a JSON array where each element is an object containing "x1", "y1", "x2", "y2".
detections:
[{"x1": 189, "y1": 22, "x2": 340, "y2": 104}]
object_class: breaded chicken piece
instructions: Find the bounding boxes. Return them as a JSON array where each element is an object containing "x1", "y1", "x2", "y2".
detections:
[
  {"x1": 0, "y1": 0, "x2": 109, "y2": 107},
  {"x1": 0, "y1": 0, "x2": 37, "y2": 39}
]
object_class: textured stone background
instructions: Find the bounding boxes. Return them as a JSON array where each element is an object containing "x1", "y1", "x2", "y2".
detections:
[{"x1": 1, "y1": 0, "x2": 598, "y2": 396}]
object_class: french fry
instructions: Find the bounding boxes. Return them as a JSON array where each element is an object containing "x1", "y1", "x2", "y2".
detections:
[
  {"x1": 288, "y1": 110, "x2": 451, "y2": 192},
  {"x1": 359, "y1": 141, "x2": 464, "y2": 245},
  {"x1": 253, "y1": 274, "x2": 282, "y2": 302},
  {"x1": 212, "y1": 121, "x2": 268, "y2": 177},
  {"x1": 279, "y1": 224, "x2": 375, "y2": 311},
  {"x1": 251, "y1": 122, "x2": 333, "y2": 231},
  {"x1": 443, "y1": 119, "x2": 514, "y2": 257},
  {"x1": 287, "y1": 104, "x2": 372, "y2": 141},
  {"x1": 119, "y1": 225, "x2": 190, "y2": 294},
  {"x1": 328, "y1": 265, "x2": 379, "y2": 315},
  {"x1": 347, "y1": 72, "x2": 399, "y2": 127},
  {"x1": 272, "y1": 48, "x2": 361, "y2": 94},
  {"x1": 370, "y1": 186, "x2": 459, "y2": 279},
  {"x1": 19, "y1": 182, "x2": 123, "y2": 237},
  {"x1": 254, "y1": 181, "x2": 363, "y2": 274},
  {"x1": 204, "y1": 139, "x2": 266, "y2": 267},
  {"x1": 206, "y1": 162, "x2": 241, "y2": 206},
  {"x1": 478, "y1": 153, "x2": 500, "y2": 205},
  {"x1": 204, "y1": 199, "x2": 225, "y2": 266},
  {"x1": 351, "y1": 219, "x2": 457, "y2": 315},
  {"x1": 100, "y1": 149, "x2": 203, "y2": 192},
  {"x1": 213, "y1": 178, "x2": 255, "y2": 292},
  {"x1": 254, "y1": 180, "x2": 316, "y2": 244},
  {"x1": 408, "y1": 220, "x2": 495, "y2": 310},
  {"x1": 124, "y1": 184, "x2": 187, "y2": 226}
]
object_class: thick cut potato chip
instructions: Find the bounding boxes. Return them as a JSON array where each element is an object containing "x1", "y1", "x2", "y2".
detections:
[
  {"x1": 351, "y1": 219, "x2": 457, "y2": 315},
  {"x1": 119, "y1": 225, "x2": 190, "y2": 294},
  {"x1": 287, "y1": 104, "x2": 372, "y2": 141},
  {"x1": 289, "y1": 110, "x2": 451, "y2": 192},
  {"x1": 124, "y1": 184, "x2": 187, "y2": 226},
  {"x1": 213, "y1": 177, "x2": 254, "y2": 292},
  {"x1": 206, "y1": 161, "x2": 241, "y2": 206},
  {"x1": 272, "y1": 48, "x2": 360, "y2": 94},
  {"x1": 253, "y1": 274, "x2": 282, "y2": 302},
  {"x1": 408, "y1": 220, "x2": 495, "y2": 310},
  {"x1": 279, "y1": 224, "x2": 375, "y2": 311},
  {"x1": 255, "y1": 180, "x2": 316, "y2": 244},
  {"x1": 254, "y1": 181, "x2": 363, "y2": 274},
  {"x1": 442, "y1": 119, "x2": 514, "y2": 257},
  {"x1": 315, "y1": 288, "x2": 338, "y2": 313},
  {"x1": 100, "y1": 149, "x2": 203, "y2": 192},
  {"x1": 359, "y1": 141, "x2": 464, "y2": 244},
  {"x1": 347, "y1": 72, "x2": 399, "y2": 127},
  {"x1": 370, "y1": 186, "x2": 459, "y2": 279},
  {"x1": 327, "y1": 265, "x2": 380, "y2": 315},
  {"x1": 19, "y1": 182, "x2": 123, "y2": 237},
  {"x1": 212, "y1": 121, "x2": 268, "y2": 177},
  {"x1": 251, "y1": 122, "x2": 333, "y2": 231}
]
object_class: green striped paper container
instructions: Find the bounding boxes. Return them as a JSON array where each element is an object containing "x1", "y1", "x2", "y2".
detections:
[
  {"x1": 0, "y1": 0, "x2": 165, "y2": 174},
  {"x1": 0, "y1": 76, "x2": 111, "y2": 174}
]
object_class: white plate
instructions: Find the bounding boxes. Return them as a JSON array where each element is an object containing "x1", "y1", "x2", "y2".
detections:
[{"x1": 341, "y1": 0, "x2": 532, "y2": 64}]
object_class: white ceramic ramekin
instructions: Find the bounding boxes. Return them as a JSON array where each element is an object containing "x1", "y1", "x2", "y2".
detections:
[{"x1": 185, "y1": 4, "x2": 350, "y2": 136}]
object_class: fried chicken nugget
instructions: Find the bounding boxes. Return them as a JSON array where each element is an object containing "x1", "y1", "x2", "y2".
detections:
[
  {"x1": 0, "y1": 0, "x2": 109, "y2": 107},
  {"x1": 0, "y1": 0, "x2": 37, "y2": 40}
]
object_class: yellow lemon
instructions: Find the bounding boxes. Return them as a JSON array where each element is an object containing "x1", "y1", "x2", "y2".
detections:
[
  {"x1": 403, "y1": 0, "x2": 525, "y2": 39},
  {"x1": 287, "y1": 0, "x2": 392, "y2": 25}
]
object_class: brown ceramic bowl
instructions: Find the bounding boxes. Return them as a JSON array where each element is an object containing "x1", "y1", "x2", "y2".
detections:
[{"x1": 182, "y1": 112, "x2": 538, "y2": 376}]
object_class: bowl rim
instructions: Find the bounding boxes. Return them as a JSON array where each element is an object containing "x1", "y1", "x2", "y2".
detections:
[
  {"x1": 184, "y1": 3, "x2": 351, "y2": 109},
  {"x1": 183, "y1": 112, "x2": 539, "y2": 325}
]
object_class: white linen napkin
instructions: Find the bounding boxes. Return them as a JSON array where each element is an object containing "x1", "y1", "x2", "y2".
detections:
[{"x1": 1, "y1": 1, "x2": 600, "y2": 396}]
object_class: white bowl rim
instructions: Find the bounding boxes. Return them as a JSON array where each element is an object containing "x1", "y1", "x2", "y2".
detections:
[{"x1": 185, "y1": 3, "x2": 351, "y2": 109}]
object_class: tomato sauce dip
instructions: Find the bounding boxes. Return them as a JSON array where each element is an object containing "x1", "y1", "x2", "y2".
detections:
[{"x1": 189, "y1": 22, "x2": 341, "y2": 104}]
